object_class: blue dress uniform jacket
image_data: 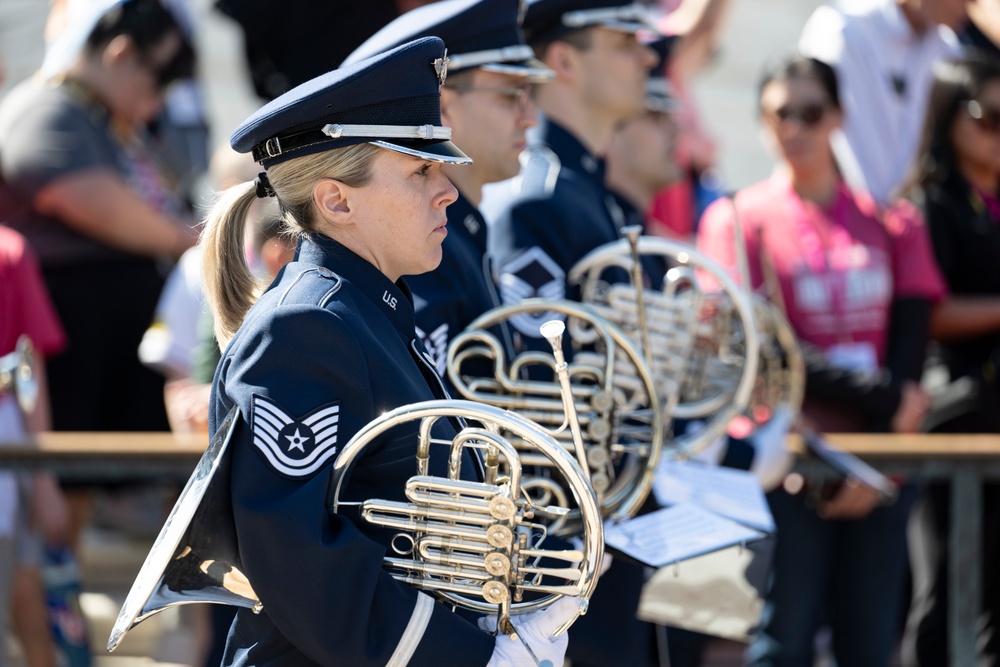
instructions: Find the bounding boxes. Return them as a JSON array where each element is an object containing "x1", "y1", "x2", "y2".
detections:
[
  {"x1": 208, "y1": 233, "x2": 495, "y2": 667},
  {"x1": 408, "y1": 191, "x2": 509, "y2": 376},
  {"x1": 492, "y1": 118, "x2": 619, "y2": 318}
]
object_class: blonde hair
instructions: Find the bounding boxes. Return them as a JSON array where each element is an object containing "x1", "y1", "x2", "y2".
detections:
[{"x1": 201, "y1": 142, "x2": 382, "y2": 346}]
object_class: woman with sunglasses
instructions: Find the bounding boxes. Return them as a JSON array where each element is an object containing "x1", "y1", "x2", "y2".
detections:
[
  {"x1": 697, "y1": 53, "x2": 945, "y2": 666},
  {"x1": 899, "y1": 55, "x2": 1000, "y2": 667},
  {"x1": 0, "y1": 0, "x2": 198, "y2": 437}
]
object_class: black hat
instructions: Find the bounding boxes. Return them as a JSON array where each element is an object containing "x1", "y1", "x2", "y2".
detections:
[
  {"x1": 231, "y1": 37, "x2": 471, "y2": 167},
  {"x1": 522, "y1": 0, "x2": 654, "y2": 44},
  {"x1": 343, "y1": 0, "x2": 552, "y2": 81},
  {"x1": 644, "y1": 35, "x2": 678, "y2": 113}
]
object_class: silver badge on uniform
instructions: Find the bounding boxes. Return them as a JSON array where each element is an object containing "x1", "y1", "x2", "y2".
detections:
[
  {"x1": 433, "y1": 50, "x2": 450, "y2": 87},
  {"x1": 251, "y1": 395, "x2": 341, "y2": 478},
  {"x1": 498, "y1": 246, "x2": 566, "y2": 336}
]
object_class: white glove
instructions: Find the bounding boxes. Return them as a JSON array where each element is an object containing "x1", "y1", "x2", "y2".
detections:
[
  {"x1": 749, "y1": 405, "x2": 795, "y2": 492},
  {"x1": 480, "y1": 596, "x2": 583, "y2": 667}
]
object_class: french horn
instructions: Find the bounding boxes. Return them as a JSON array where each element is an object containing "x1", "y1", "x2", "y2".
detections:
[
  {"x1": 0, "y1": 335, "x2": 39, "y2": 416},
  {"x1": 447, "y1": 300, "x2": 665, "y2": 534},
  {"x1": 568, "y1": 226, "x2": 760, "y2": 457},
  {"x1": 729, "y1": 200, "x2": 805, "y2": 431},
  {"x1": 109, "y1": 335, "x2": 603, "y2": 650},
  {"x1": 331, "y1": 399, "x2": 603, "y2": 636}
]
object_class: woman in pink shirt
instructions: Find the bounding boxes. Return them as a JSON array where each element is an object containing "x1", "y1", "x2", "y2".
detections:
[{"x1": 697, "y1": 53, "x2": 946, "y2": 666}]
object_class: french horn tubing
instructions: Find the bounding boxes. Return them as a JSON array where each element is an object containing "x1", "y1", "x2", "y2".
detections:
[
  {"x1": 329, "y1": 399, "x2": 603, "y2": 637},
  {"x1": 447, "y1": 301, "x2": 665, "y2": 533},
  {"x1": 568, "y1": 227, "x2": 760, "y2": 458}
]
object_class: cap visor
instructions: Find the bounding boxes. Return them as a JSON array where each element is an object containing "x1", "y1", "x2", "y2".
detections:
[
  {"x1": 481, "y1": 60, "x2": 555, "y2": 82},
  {"x1": 371, "y1": 139, "x2": 473, "y2": 165},
  {"x1": 603, "y1": 19, "x2": 657, "y2": 34}
]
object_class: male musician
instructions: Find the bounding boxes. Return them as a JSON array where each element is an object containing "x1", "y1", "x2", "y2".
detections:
[
  {"x1": 342, "y1": 0, "x2": 552, "y2": 375},
  {"x1": 479, "y1": 3, "x2": 667, "y2": 665},
  {"x1": 483, "y1": 0, "x2": 659, "y2": 339},
  {"x1": 604, "y1": 36, "x2": 683, "y2": 235}
]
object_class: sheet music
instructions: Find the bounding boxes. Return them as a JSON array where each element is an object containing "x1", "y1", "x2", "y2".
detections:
[
  {"x1": 604, "y1": 503, "x2": 765, "y2": 568},
  {"x1": 653, "y1": 460, "x2": 775, "y2": 533}
]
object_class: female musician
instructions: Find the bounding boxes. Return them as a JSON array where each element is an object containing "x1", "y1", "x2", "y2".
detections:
[
  {"x1": 697, "y1": 53, "x2": 945, "y2": 666},
  {"x1": 200, "y1": 37, "x2": 577, "y2": 667}
]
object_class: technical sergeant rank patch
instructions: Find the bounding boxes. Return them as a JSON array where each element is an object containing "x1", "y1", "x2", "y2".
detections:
[{"x1": 251, "y1": 395, "x2": 341, "y2": 477}]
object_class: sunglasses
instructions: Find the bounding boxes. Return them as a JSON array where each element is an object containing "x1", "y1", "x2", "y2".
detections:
[
  {"x1": 138, "y1": 39, "x2": 194, "y2": 92},
  {"x1": 964, "y1": 100, "x2": 1000, "y2": 133},
  {"x1": 763, "y1": 102, "x2": 830, "y2": 128}
]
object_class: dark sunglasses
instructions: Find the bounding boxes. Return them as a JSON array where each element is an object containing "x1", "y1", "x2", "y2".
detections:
[
  {"x1": 964, "y1": 100, "x2": 1000, "y2": 133},
  {"x1": 764, "y1": 102, "x2": 830, "y2": 128},
  {"x1": 139, "y1": 39, "x2": 195, "y2": 91}
]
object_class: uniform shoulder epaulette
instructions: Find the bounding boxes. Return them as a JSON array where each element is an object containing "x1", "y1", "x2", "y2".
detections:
[{"x1": 277, "y1": 265, "x2": 344, "y2": 309}]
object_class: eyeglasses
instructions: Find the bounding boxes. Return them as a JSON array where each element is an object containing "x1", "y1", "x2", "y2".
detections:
[
  {"x1": 446, "y1": 84, "x2": 533, "y2": 111},
  {"x1": 964, "y1": 100, "x2": 1000, "y2": 134},
  {"x1": 762, "y1": 102, "x2": 830, "y2": 128}
]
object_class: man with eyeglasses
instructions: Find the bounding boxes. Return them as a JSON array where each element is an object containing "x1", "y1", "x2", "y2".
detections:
[
  {"x1": 483, "y1": 0, "x2": 658, "y2": 336},
  {"x1": 342, "y1": 0, "x2": 551, "y2": 375},
  {"x1": 478, "y1": 3, "x2": 671, "y2": 666}
]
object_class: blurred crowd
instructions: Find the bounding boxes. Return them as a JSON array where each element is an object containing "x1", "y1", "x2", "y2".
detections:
[{"x1": 1, "y1": 0, "x2": 999, "y2": 666}]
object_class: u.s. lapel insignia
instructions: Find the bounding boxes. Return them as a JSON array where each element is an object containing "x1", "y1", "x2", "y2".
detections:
[
  {"x1": 251, "y1": 395, "x2": 341, "y2": 478},
  {"x1": 433, "y1": 50, "x2": 450, "y2": 87}
]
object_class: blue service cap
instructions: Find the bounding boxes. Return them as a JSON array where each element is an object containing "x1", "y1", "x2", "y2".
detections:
[
  {"x1": 644, "y1": 35, "x2": 678, "y2": 113},
  {"x1": 343, "y1": 0, "x2": 552, "y2": 82},
  {"x1": 231, "y1": 37, "x2": 471, "y2": 167},
  {"x1": 523, "y1": 0, "x2": 654, "y2": 44}
]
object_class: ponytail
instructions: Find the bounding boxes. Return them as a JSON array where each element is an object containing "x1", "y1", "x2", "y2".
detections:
[
  {"x1": 201, "y1": 141, "x2": 382, "y2": 347},
  {"x1": 201, "y1": 181, "x2": 261, "y2": 347}
]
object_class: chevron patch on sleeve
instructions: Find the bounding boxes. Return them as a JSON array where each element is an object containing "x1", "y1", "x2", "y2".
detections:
[
  {"x1": 415, "y1": 323, "x2": 449, "y2": 375},
  {"x1": 251, "y1": 395, "x2": 341, "y2": 477},
  {"x1": 498, "y1": 246, "x2": 566, "y2": 336}
]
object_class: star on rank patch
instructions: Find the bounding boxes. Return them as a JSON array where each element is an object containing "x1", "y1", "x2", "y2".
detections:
[{"x1": 251, "y1": 395, "x2": 341, "y2": 477}]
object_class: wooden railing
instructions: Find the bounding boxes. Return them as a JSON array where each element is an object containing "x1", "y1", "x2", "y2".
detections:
[{"x1": 2, "y1": 431, "x2": 999, "y2": 667}]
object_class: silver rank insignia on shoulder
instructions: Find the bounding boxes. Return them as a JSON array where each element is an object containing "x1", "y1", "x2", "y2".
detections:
[
  {"x1": 498, "y1": 246, "x2": 566, "y2": 336},
  {"x1": 251, "y1": 395, "x2": 341, "y2": 477},
  {"x1": 433, "y1": 51, "x2": 449, "y2": 87},
  {"x1": 416, "y1": 323, "x2": 449, "y2": 375}
]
